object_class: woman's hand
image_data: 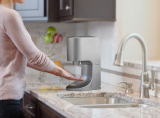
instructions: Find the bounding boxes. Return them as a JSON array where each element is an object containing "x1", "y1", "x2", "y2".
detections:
[{"x1": 45, "y1": 64, "x2": 83, "y2": 81}]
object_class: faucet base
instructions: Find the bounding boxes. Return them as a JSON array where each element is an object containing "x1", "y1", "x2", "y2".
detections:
[{"x1": 140, "y1": 72, "x2": 150, "y2": 98}]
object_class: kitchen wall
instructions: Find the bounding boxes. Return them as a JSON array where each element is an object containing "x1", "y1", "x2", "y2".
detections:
[
  {"x1": 74, "y1": 0, "x2": 160, "y2": 98},
  {"x1": 118, "y1": 0, "x2": 160, "y2": 61}
]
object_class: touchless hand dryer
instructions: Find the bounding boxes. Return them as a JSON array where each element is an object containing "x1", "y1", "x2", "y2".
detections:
[{"x1": 66, "y1": 36, "x2": 101, "y2": 91}]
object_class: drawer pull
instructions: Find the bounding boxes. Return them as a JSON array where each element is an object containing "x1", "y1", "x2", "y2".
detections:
[
  {"x1": 25, "y1": 104, "x2": 34, "y2": 109},
  {"x1": 66, "y1": 5, "x2": 70, "y2": 10}
]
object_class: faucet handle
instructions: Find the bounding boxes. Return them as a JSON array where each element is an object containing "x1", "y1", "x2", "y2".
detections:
[{"x1": 151, "y1": 69, "x2": 156, "y2": 90}]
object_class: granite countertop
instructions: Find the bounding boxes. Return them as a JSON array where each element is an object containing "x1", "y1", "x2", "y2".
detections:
[{"x1": 25, "y1": 79, "x2": 160, "y2": 118}]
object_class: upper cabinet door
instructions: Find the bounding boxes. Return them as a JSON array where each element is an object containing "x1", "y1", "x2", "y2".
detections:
[
  {"x1": 59, "y1": 0, "x2": 73, "y2": 17},
  {"x1": 15, "y1": 0, "x2": 46, "y2": 18},
  {"x1": 59, "y1": 0, "x2": 116, "y2": 22}
]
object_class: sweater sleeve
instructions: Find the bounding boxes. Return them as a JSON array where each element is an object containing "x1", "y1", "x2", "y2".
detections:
[{"x1": 3, "y1": 9, "x2": 55, "y2": 71}]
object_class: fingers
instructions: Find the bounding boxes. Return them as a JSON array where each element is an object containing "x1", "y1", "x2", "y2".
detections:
[
  {"x1": 78, "y1": 78, "x2": 84, "y2": 81},
  {"x1": 55, "y1": 67, "x2": 83, "y2": 81},
  {"x1": 68, "y1": 77, "x2": 84, "y2": 81}
]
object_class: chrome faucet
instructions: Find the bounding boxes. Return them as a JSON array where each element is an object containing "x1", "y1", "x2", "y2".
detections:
[{"x1": 114, "y1": 33, "x2": 154, "y2": 98}]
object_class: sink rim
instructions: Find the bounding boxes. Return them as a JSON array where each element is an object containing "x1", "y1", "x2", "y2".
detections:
[{"x1": 77, "y1": 103, "x2": 155, "y2": 108}]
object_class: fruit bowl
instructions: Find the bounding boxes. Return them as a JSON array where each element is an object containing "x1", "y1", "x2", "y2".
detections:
[{"x1": 38, "y1": 32, "x2": 65, "y2": 61}]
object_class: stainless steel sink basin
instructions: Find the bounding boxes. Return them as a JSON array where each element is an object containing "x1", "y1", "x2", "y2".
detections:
[
  {"x1": 62, "y1": 97, "x2": 155, "y2": 108},
  {"x1": 63, "y1": 97, "x2": 129, "y2": 105}
]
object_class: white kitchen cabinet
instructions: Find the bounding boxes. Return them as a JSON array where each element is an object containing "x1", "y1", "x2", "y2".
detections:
[
  {"x1": 14, "y1": 0, "x2": 60, "y2": 22},
  {"x1": 15, "y1": 0, "x2": 45, "y2": 18}
]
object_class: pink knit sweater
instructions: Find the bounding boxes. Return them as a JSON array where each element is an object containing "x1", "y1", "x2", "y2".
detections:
[{"x1": 0, "y1": 5, "x2": 55, "y2": 100}]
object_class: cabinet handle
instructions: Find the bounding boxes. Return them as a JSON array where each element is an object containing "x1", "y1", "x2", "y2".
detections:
[
  {"x1": 66, "y1": 5, "x2": 70, "y2": 10},
  {"x1": 25, "y1": 104, "x2": 34, "y2": 109}
]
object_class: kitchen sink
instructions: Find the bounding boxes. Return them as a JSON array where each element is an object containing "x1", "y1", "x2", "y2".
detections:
[{"x1": 62, "y1": 97, "x2": 155, "y2": 108}]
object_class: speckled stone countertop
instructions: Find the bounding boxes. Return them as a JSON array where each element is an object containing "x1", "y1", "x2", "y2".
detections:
[{"x1": 25, "y1": 79, "x2": 160, "y2": 118}]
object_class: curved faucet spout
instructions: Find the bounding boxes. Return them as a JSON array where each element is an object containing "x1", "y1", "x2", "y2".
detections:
[{"x1": 114, "y1": 33, "x2": 148, "y2": 72}]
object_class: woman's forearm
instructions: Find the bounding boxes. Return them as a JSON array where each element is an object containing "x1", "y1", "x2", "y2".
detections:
[
  {"x1": 45, "y1": 64, "x2": 83, "y2": 81},
  {"x1": 27, "y1": 61, "x2": 45, "y2": 72},
  {"x1": 28, "y1": 61, "x2": 83, "y2": 81}
]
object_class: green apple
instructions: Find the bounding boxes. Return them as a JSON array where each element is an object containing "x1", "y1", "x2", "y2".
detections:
[
  {"x1": 44, "y1": 34, "x2": 54, "y2": 43},
  {"x1": 47, "y1": 27, "x2": 56, "y2": 34}
]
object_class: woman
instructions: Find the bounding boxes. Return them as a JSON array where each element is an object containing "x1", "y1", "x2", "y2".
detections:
[{"x1": 0, "y1": 0, "x2": 83, "y2": 118}]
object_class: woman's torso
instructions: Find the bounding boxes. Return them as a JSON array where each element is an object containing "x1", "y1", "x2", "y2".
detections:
[{"x1": 0, "y1": 5, "x2": 26, "y2": 100}]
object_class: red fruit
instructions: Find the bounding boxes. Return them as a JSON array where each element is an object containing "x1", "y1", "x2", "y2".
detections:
[{"x1": 54, "y1": 33, "x2": 63, "y2": 43}]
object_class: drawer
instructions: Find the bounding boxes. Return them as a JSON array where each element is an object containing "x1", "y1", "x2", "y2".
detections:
[
  {"x1": 23, "y1": 93, "x2": 37, "y2": 118},
  {"x1": 37, "y1": 101, "x2": 66, "y2": 118}
]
